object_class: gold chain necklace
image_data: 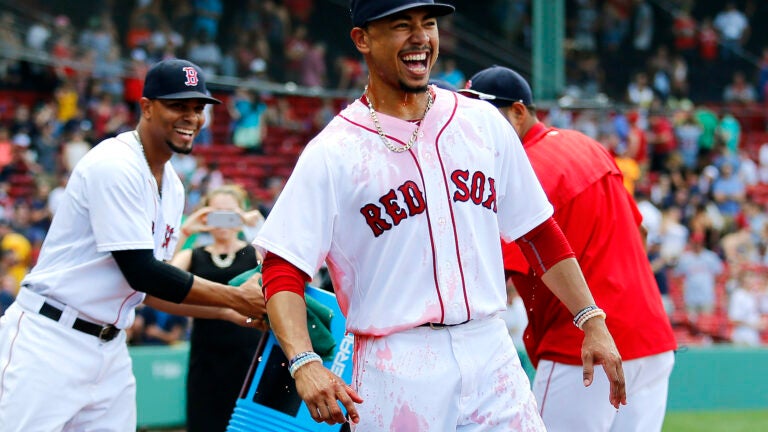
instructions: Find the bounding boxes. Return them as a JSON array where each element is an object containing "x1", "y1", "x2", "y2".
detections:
[
  {"x1": 133, "y1": 130, "x2": 162, "y2": 199},
  {"x1": 364, "y1": 86, "x2": 433, "y2": 153}
]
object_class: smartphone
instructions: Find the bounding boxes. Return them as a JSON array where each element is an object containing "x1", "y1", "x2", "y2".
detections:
[{"x1": 207, "y1": 211, "x2": 242, "y2": 228}]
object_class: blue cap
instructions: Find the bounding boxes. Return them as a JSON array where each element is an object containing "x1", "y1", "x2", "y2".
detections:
[
  {"x1": 142, "y1": 59, "x2": 221, "y2": 104},
  {"x1": 350, "y1": 0, "x2": 455, "y2": 27},
  {"x1": 459, "y1": 65, "x2": 533, "y2": 108}
]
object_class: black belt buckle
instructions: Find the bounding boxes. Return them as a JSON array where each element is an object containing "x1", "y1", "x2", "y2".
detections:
[
  {"x1": 39, "y1": 301, "x2": 120, "y2": 342},
  {"x1": 98, "y1": 325, "x2": 120, "y2": 342}
]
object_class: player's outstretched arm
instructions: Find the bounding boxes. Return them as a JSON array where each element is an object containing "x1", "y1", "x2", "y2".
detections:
[
  {"x1": 143, "y1": 294, "x2": 267, "y2": 330},
  {"x1": 540, "y1": 258, "x2": 627, "y2": 409},
  {"x1": 266, "y1": 291, "x2": 363, "y2": 425},
  {"x1": 112, "y1": 249, "x2": 266, "y2": 319}
]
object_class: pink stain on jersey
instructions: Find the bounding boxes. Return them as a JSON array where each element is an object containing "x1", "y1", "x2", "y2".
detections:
[
  {"x1": 390, "y1": 402, "x2": 428, "y2": 432},
  {"x1": 494, "y1": 369, "x2": 514, "y2": 397},
  {"x1": 468, "y1": 409, "x2": 490, "y2": 426},
  {"x1": 374, "y1": 341, "x2": 394, "y2": 371},
  {"x1": 325, "y1": 260, "x2": 350, "y2": 316}
]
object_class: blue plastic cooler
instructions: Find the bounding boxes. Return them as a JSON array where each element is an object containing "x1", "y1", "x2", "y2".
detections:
[{"x1": 226, "y1": 286, "x2": 354, "y2": 432}]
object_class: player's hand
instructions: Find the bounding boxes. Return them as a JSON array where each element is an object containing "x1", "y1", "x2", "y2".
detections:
[
  {"x1": 293, "y1": 362, "x2": 363, "y2": 425},
  {"x1": 231, "y1": 271, "x2": 268, "y2": 319},
  {"x1": 220, "y1": 308, "x2": 268, "y2": 331},
  {"x1": 581, "y1": 317, "x2": 627, "y2": 409}
]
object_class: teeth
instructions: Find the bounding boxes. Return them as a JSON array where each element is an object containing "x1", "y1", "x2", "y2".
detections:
[
  {"x1": 175, "y1": 128, "x2": 194, "y2": 135},
  {"x1": 402, "y1": 53, "x2": 427, "y2": 61}
]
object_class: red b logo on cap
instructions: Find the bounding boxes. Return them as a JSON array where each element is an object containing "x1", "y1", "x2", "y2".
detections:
[{"x1": 183, "y1": 67, "x2": 198, "y2": 86}]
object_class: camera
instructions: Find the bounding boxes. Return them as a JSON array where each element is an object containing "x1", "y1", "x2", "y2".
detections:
[{"x1": 207, "y1": 211, "x2": 242, "y2": 228}]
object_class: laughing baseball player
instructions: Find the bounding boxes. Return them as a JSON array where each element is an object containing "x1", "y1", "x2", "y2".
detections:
[
  {"x1": 254, "y1": 1, "x2": 626, "y2": 430},
  {"x1": 0, "y1": 59, "x2": 266, "y2": 432}
]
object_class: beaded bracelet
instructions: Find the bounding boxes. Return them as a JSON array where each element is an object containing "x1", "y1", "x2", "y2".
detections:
[
  {"x1": 288, "y1": 351, "x2": 317, "y2": 368},
  {"x1": 288, "y1": 351, "x2": 322, "y2": 378},
  {"x1": 576, "y1": 308, "x2": 607, "y2": 330},
  {"x1": 572, "y1": 305, "x2": 599, "y2": 327}
]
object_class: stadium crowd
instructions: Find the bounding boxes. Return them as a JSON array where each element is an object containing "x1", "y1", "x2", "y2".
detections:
[{"x1": 0, "y1": 0, "x2": 768, "y2": 347}]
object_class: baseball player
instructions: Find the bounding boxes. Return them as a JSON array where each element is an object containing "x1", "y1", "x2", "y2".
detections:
[
  {"x1": 461, "y1": 66, "x2": 678, "y2": 432},
  {"x1": 254, "y1": 1, "x2": 626, "y2": 430},
  {"x1": 0, "y1": 59, "x2": 266, "y2": 432}
]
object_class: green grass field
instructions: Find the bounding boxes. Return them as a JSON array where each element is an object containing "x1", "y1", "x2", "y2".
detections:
[{"x1": 663, "y1": 410, "x2": 768, "y2": 432}]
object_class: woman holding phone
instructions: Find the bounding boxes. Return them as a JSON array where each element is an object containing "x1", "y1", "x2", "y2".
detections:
[{"x1": 172, "y1": 184, "x2": 265, "y2": 432}]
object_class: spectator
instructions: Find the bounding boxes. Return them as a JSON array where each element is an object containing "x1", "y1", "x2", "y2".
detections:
[
  {"x1": 432, "y1": 57, "x2": 465, "y2": 89},
  {"x1": 171, "y1": 184, "x2": 264, "y2": 432},
  {"x1": 647, "y1": 236, "x2": 675, "y2": 316},
  {"x1": 136, "y1": 306, "x2": 190, "y2": 345},
  {"x1": 672, "y1": 7, "x2": 698, "y2": 66},
  {"x1": 93, "y1": 46, "x2": 126, "y2": 99},
  {"x1": 0, "y1": 126, "x2": 14, "y2": 169},
  {"x1": 721, "y1": 212, "x2": 760, "y2": 268},
  {"x1": 0, "y1": 218, "x2": 31, "y2": 296},
  {"x1": 659, "y1": 205, "x2": 690, "y2": 265},
  {"x1": 694, "y1": 105, "x2": 720, "y2": 162},
  {"x1": 284, "y1": 25, "x2": 311, "y2": 84},
  {"x1": 0, "y1": 13, "x2": 23, "y2": 85},
  {"x1": 625, "y1": 110, "x2": 649, "y2": 168},
  {"x1": 193, "y1": 91, "x2": 215, "y2": 146},
  {"x1": 335, "y1": 55, "x2": 366, "y2": 90},
  {"x1": 301, "y1": 40, "x2": 327, "y2": 88},
  {"x1": 187, "y1": 30, "x2": 222, "y2": 77},
  {"x1": 728, "y1": 267, "x2": 767, "y2": 346},
  {"x1": 627, "y1": 71, "x2": 655, "y2": 109},
  {"x1": 648, "y1": 111, "x2": 677, "y2": 173},
  {"x1": 697, "y1": 18, "x2": 720, "y2": 101},
  {"x1": 673, "y1": 105, "x2": 702, "y2": 170},
  {"x1": 47, "y1": 173, "x2": 69, "y2": 216},
  {"x1": 32, "y1": 121, "x2": 60, "y2": 175},
  {"x1": 674, "y1": 231, "x2": 725, "y2": 322},
  {"x1": 0, "y1": 271, "x2": 15, "y2": 316},
  {"x1": 61, "y1": 130, "x2": 92, "y2": 174},
  {"x1": 227, "y1": 87, "x2": 268, "y2": 153},
  {"x1": 713, "y1": 2, "x2": 750, "y2": 63},
  {"x1": 192, "y1": 0, "x2": 223, "y2": 41},
  {"x1": 713, "y1": 161, "x2": 746, "y2": 220},
  {"x1": 723, "y1": 71, "x2": 757, "y2": 104}
]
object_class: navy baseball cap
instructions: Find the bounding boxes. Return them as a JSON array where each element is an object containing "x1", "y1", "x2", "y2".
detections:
[
  {"x1": 142, "y1": 59, "x2": 221, "y2": 104},
  {"x1": 350, "y1": 0, "x2": 455, "y2": 28},
  {"x1": 459, "y1": 65, "x2": 533, "y2": 108}
]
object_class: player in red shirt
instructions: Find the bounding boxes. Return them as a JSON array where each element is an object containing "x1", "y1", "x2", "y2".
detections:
[{"x1": 462, "y1": 66, "x2": 677, "y2": 432}]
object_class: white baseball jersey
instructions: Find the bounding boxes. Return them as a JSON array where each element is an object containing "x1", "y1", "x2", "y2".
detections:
[
  {"x1": 255, "y1": 87, "x2": 552, "y2": 336},
  {"x1": 21, "y1": 130, "x2": 185, "y2": 328}
]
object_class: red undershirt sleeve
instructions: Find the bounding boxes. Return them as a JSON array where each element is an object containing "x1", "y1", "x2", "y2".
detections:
[
  {"x1": 514, "y1": 217, "x2": 575, "y2": 276},
  {"x1": 262, "y1": 252, "x2": 312, "y2": 302}
]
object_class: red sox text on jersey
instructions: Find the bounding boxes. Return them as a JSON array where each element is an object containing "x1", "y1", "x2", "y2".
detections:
[{"x1": 360, "y1": 169, "x2": 497, "y2": 237}]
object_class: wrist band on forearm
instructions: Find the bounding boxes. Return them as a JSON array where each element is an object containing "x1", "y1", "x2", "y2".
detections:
[
  {"x1": 573, "y1": 305, "x2": 598, "y2": 326},
  {"x1": 288, "y1": 351, "x2": 322, "y2": 378},
  {"x1": 574, "y1": 306, "x2": 606, "y2": 330}
]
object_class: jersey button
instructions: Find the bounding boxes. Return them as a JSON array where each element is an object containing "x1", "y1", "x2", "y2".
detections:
[{"x1": 438, "y1": 217, "x2": 446, "y2": 225}]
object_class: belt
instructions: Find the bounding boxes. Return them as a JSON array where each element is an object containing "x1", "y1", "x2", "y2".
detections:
[
  {"x1": 38, "y1": 302, "x2": 121, "y2": 342},
  {"x1": 419, "y1": 320, "x2": 470, "y2": 330}
]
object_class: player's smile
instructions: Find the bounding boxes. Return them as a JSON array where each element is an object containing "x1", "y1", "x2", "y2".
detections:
[
  {"x1": 399, "y1": 48, "x2": 432, "y2": 86},
  {"x1": 156, "y1": 99, "x2": 205, "y2": 154}
]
